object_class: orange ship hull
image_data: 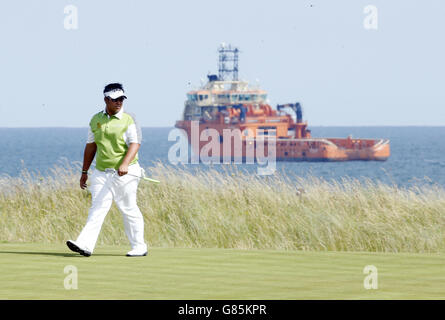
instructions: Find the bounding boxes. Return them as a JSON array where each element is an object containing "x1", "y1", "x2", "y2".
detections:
[{"x1": 175, "y1": 120, "x2": 390, "y2": 162}]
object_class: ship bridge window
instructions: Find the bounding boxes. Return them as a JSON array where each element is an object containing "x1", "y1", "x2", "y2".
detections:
[
  {"x1": 251, "y1": 94, "x2": 258, "y2": 101},
  {"x1": 257, "y1": 130, "x2": 276, "y2": 136},
  {"x1": 239, "y1": 94, "x2": 251, "y2": 101},
  {"x1": 260, "y1": 94, "x2": 267, "y2": 100},
  {"x1": 231, "y1": 94, "x2": 238, "y2": 102},
  {"x1": 258, "y1": 126, "x2": 277, "y2": 136},
  {"x1": 187, "y1": 94, "x2": 198, "y2": 101}
]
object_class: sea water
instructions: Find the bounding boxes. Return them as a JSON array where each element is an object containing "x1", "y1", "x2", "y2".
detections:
[{"x1": 1, "y1": 126, "x2": 444, "y2": 188}]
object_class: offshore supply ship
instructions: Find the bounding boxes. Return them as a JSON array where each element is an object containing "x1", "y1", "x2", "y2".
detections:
[{"x1": 175, "y1": 44, "x2": 390, "y2": 162}]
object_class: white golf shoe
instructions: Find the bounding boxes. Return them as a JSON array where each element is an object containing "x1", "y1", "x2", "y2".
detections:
[{"x1": 126, "y1": 247, "x2": 148, "y2": 257}]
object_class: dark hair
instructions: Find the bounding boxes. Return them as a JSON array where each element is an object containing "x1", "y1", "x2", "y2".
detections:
[{"x1": 103, "y1": 83, "x2": 124, "y2": 93}]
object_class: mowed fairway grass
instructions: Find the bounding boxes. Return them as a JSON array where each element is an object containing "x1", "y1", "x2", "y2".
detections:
[{"x1": 0, "y1": 243, "x2": 444, "y2": 299}]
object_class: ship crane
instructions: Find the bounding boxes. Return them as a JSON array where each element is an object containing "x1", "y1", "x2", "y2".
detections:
[{"x1": 277, "y1": 103, "x2": 303, "y2": 123}]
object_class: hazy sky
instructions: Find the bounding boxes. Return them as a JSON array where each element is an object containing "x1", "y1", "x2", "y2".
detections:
[{"x1": 1, "y1": 0, "x2": 444, "y2": 127}]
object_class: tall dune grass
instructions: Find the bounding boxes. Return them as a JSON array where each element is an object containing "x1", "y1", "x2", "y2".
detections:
[{"x1": 1, "y1": 163, "x2": 444, "y2": 253}]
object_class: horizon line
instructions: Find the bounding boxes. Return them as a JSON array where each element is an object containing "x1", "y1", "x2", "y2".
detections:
[{"x1": 0, "y1": 125, "x2": 444, "y2": 129}]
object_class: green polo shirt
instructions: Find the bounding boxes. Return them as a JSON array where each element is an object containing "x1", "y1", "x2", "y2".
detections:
[{"x1": 88, "y1": 109, "x2": 142, "y2": 171}]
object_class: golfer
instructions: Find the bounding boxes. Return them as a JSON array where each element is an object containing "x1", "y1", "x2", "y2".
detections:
[{"x1": 67, "y1": 83, "x2": 147, "y2": 257}]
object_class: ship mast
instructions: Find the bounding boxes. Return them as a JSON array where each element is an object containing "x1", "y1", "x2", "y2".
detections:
[{"x1": 218, "y1": 43, "x2": 239, "y2": 81}]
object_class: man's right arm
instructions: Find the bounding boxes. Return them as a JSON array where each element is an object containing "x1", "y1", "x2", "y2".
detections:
[{"x1": 80, "y1": 142, "x2": 97, "y2": 189}]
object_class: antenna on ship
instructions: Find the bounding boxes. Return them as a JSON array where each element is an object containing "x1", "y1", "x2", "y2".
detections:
[{"x1": 218, "y1": 43, "x2": 239, "y2": 81}]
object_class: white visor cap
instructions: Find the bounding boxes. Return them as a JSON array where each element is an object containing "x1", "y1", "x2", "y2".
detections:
[{"x1": 104, "y1": 89, "x2": 127, "y2": 99}]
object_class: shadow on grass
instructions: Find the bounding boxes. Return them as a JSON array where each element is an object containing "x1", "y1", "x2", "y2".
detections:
[{"x1": 0, "y1": 251, "x2": 123, "y2": 258}]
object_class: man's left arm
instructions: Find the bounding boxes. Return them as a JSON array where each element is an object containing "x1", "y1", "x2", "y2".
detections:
[
  {"x1": 118, "y1": 143, "x2": 140, "y2": 176},
  {"x1": 118, "y1": 114, "x2": 142, "y2": 176}
]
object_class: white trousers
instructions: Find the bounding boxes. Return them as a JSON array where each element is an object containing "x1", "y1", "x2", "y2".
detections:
[{"x1": 76, "y1": 163, "x2": 147, "y2": 253}]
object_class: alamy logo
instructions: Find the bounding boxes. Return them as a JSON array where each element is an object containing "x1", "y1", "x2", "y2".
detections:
[
  {"x1": 363, "y1": 265, "x2": 378, "y2": 289},
  {"x1": 168, "y1": 121, "x2": 276, "y2": 175},
  {"x1": 64, "y1": 5, "x2": 78, "y2": 30},
  {"x1": 64, "y1": 265, "x2": 78, "y2": 290},
  {"x1": 363, "y1": 5, "x2": 378, "y2": 30}
]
